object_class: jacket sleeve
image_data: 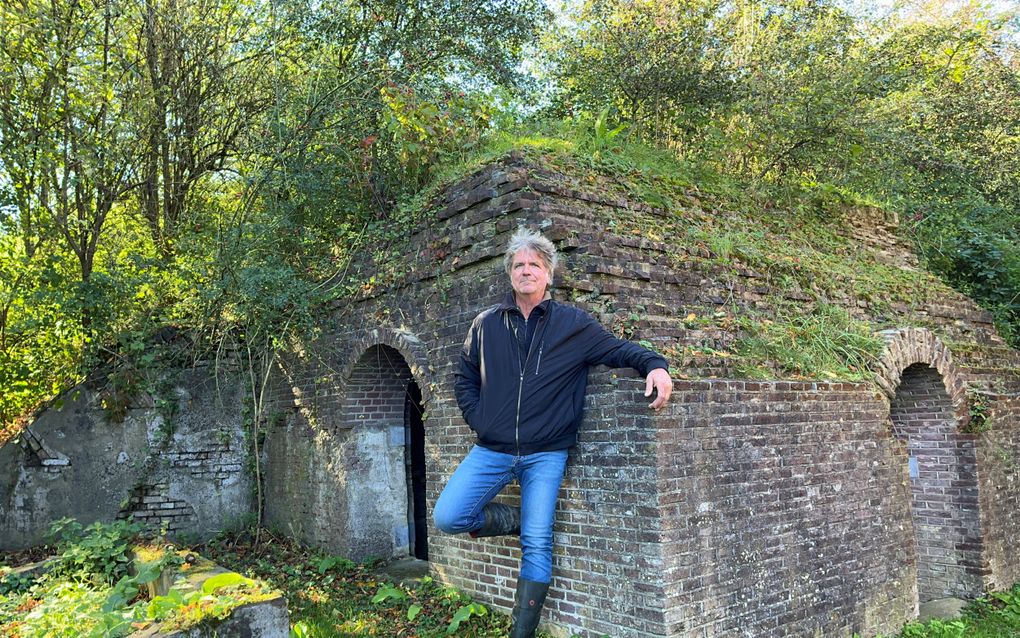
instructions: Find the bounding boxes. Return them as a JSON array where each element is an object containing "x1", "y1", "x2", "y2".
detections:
[
  {"x1": 454, "y1": 313, "x2": 484, "y2": 428},
  {"x1": 581, "y1": 312, "x2": 669, "y2": 376}
]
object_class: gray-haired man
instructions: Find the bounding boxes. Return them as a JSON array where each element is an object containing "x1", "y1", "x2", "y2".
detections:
[{"x1": 434, "y1": 228, "x2": 673, "y2": 637}]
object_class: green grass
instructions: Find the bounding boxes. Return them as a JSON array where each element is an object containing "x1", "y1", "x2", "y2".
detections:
[
  {"x1": 733, "y1": 303, "x2": 885, "y2": 381},
  {"x1": 889, "y1": 584, "x2": 1020, "y2": 637},
  {"x1": 6, "y1": 527, "x2": 1020, "y2": 637},
  {"x1": 389, "y1": 122, "x2": 964, "y2": 381},
  {"x1": 197, "y1": 529, "x2": 556, "y2": 638}
]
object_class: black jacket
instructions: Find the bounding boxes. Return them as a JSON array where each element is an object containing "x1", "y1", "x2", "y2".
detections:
[{"x1": 454, "y1": 293, "x2": 669, "y2": 455}]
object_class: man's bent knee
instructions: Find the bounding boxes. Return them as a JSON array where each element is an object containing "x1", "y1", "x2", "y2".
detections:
[{"x1": 433, "y1": 500, "x2": 477, "y2": 535}]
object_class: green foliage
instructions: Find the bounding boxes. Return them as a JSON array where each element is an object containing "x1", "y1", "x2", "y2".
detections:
[
  {"x1": 911, "y1": 209, "x2": 1020, "y2": 346},
  {"x1": 447, "y1": 602, "x2": 488, "y2": 634},
  {"x1": 892, "y1": 582, "x2": 1020, "y2": 637},
  {"x1": 0, "y1": 0, "x2": 550, "y2": 436},
  {"x1": 314, "y1": 555, "x2": 355, "y2": 575},
  {"x1": 1, "y1": 520, "x2": 275, "y2": 637},
  {"x1": 0, "y1": 568, "x2": 35, "y2": 596},
  {"x1": 543, "y1": 0, "x2": 731, "y2": 148},
  {"x1": 2, "y1": 0, "x2": 1020, "y2": 440},
  {"x1": 371, "y1": 584, "x2": 409, "y2": 604},
  {"x1": 898, "y1": 619, "x2": 967, "y2": 638},
  {"x1": 200, "y1": 530, "x2": 550, "y2": 637},
  {"x1": 380, "y1": 85, "x2": 498, "y2": 193},
  {"x1": 149, "y1": 578, "x2": 274, "y2": 632},
  {"x1": 47, "y1": 518, "x2": 142, "y2": 586},
  {"x1": 370, "y1": 581, "x2": 488, "y2": 635},
  {"x1": 202, "y1": 572, "x2": 258, "y2": 595},
  {"x1": 290, "y1": 620, "x2": 315, "y2": 638},
  {"x1": 541, "y1": 0, "x2": 1020, "y2": 346},
  {"x1": 590, "y1": 107, "x2": 627, "y2": 157},
  {"x1": 16, "y1": 581, "x2": 135, "y2": 638},
  {"x1": 966, "y1": 391, "x2": 993, "y2": 433}
]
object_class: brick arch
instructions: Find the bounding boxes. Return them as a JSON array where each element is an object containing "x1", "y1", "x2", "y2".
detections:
[
  {"x1": 340, "y1": 327, "x2": 435, "y2": 406},
  {"x1": 873, "y1": 327, "x2": 971, "y2": 429},
  {"x1": 336, "y1": 327, "x2": 433, "y2": 561}
]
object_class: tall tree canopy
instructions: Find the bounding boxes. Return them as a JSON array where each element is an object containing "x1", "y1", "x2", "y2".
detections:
[
  {"x1": 1, "y1": 0, "x2": 1018, "y2": 434},
  {"x1": 0, "y1": 0, "x2": 548, "y2": 428}
]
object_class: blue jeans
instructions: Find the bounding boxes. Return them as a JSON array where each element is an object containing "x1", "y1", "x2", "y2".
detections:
[{"x1": 433, "y1": 445, "x2": 568, "y2": 583}]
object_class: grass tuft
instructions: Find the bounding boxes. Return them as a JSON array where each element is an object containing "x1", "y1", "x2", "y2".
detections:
[{"x1": 734, "y1": 303, "x2": 884, "y2": 381}]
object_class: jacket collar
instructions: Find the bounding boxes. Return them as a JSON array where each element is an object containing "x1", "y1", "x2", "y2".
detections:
[{"x1": 498, "y1": 291, "x2": 553, "y2": 314}]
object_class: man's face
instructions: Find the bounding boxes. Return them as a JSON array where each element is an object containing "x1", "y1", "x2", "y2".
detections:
[{"x1": 510, "y1": 248, "x2": 551, "y2": 299}]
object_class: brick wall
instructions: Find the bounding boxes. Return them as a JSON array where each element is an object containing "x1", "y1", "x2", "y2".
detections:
[
  {"x1": 650, "y1": 380, "x2": 915, "y2": 637},
  {"x1": 978, "y1": 389, "x2": 1020, "y2": 591},
  {"x1": 344, "y1": 344, "x2": 412, "y2": 431},
  {"x1": 120, "y1": 483, "x2": 196, "y2": 534},
  {"x1": 262, "y1": 153, "x2": 1020, "y2": 637}
]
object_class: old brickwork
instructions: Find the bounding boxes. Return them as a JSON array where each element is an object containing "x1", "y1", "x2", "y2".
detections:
[
  {"x1": 978, "y1": 391, "x2": 1020, "y2": 591},
  {"x1": 264, "y1": 153, "x2": 1020, "y2": 637},
  {"x1": 654, "y1": 380, "x2": 916, "y2": 636}
]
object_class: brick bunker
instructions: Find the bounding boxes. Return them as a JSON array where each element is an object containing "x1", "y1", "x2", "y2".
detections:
[{"x1": 264, "y1": 152, "x2": 1020, "y2": 637}]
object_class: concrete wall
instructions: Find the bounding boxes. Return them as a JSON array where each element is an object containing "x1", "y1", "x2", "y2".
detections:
[
  {"x1": 264, "y1": 337, "x2": 425, "y2": 561},
  {"x1": 0, "y1": 367, "x2": 253, "y2": 549}
]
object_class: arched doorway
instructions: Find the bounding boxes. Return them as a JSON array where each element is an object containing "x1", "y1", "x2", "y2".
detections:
[
  {"x1": 890, "y1": 363, "x2": 982, "y2": 602},
  {"x1": 344, "y1": 344, "x2": 428, "y2": 561}
]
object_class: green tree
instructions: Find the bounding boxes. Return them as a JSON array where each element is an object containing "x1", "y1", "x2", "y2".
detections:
[
  {"x1": 724, "y1": 1, "x2": 882, "y2": 179},
  {"x1": 0, "y1": 0, "x2": 140, "y2": 306},
  {"x1": 135, "y1": 0, "x2": 274, "y2": 259},
  {"x1": 544, "y1": 0, "x2": 732, "y2": 150}
]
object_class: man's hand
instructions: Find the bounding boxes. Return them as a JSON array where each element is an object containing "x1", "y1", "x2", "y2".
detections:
[{"x1": 644, "y1": 368, "x2": 673, "y2": 410}]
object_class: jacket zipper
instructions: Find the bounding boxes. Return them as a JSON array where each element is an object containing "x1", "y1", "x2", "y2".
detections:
[
  {"x1": 514, "y1": 370, "x2": 525, "y2": 455},
  {"x1": 512, "y1": 311, "x2": 547, "y2": 456}
]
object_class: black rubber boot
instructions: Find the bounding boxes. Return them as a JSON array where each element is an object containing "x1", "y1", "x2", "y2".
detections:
[
  {"x1": 509, "y1": 578, "x2": 549, "y2": 638},
  {"x1": 469, "y1": 502, "x2": 521, "y2": 538}
]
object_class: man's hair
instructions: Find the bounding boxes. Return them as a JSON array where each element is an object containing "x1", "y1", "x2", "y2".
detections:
[{"x1": 504, "y1": 227, "x2": 558, "y2": 282}]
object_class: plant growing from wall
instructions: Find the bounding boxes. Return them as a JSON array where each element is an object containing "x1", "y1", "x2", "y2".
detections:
[{"x1": 964, "y1": 390, "x2": 993, "y2": 433}]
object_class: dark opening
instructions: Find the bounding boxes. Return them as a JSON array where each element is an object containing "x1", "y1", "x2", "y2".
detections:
[{"x1": 405, "y1": 381, "x2": 428, "y2": 560}]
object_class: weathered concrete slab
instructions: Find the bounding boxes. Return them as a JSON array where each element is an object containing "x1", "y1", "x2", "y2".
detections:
[
  {"x1": 130, "y1": 596, "x2": 290, "y2": 638},
  {"x1": 131, "y1": 555, "x2": 290, "y2": 638},
  {"x1": 0, "y1": 368, "x2": 253, "y2": 550},
  {"x1": 918, "y1": 597, "x2": 969, "y2": 623}
]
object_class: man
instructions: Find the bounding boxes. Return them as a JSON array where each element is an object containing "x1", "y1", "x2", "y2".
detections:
[{"x1": 433, "y1": 227, "x2": 673, "y2": 637}]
